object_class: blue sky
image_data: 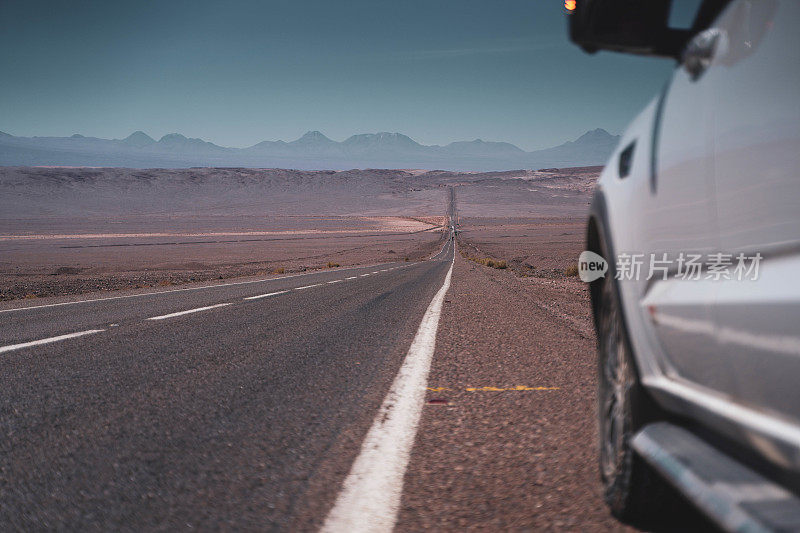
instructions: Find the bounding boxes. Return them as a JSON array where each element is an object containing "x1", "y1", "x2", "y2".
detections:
[{"x1": 0, "y1": 0, "x2": 675, "y2": 150}]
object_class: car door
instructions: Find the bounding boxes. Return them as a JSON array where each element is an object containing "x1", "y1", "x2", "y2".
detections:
[
  {"x1": 637, "y1": 19, "x2": 727, "y2": 393},
  {"x1": 704, "y1": 0, "x2": 800, "y2": 423}
]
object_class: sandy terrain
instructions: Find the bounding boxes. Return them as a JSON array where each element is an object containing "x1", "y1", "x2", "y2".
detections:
[
  {"x1": 0, "y1": 167, "x2": 450, "y2": 300},
  {"x1": 0, "y1": 166, "x2": 597, "y2": 301},
  {"x1": 457, "y1": 216, "x2": 586, "y2": 278},
  {"x1": 0, "y1": 220, "x2": 444, "y2": 300},
  {"x1": 453, "y1": 166, "x2": 600, "y2": 279}
]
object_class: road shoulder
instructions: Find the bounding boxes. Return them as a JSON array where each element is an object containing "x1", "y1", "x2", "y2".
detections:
[{"x1": 396, "y1": 250, "x2": 631, "y2": 531}]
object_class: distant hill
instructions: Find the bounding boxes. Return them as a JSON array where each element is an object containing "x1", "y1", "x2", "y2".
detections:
[
  {"x1": 121, "y1": 131, "x2": 156, "y2": 148},
  {"x1": 0, "y1": 128, "x2": 619, "y2": 171}
]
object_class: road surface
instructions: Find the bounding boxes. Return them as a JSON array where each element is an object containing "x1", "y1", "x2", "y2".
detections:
[{"x1": 1, "y1": 226, "x2": 455, "y2": 530}]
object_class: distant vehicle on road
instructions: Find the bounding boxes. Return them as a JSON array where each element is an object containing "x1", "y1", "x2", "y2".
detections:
[{"x1": 569, "y1": 1, "x2": 800, "y2": 530}]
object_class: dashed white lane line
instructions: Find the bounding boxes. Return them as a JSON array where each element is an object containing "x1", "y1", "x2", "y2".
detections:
[
  {"x1": 372, "y1": 271, "x2": 380, "y2": 274},
  {"x1": 321, "y1": 250, "x2": 454, "y2": 533},
  {"x1": 146, "y1": 303, "x2": 232, "y2": 321},
  {"x1": 345, "y1": 276, "x2": 358, "y2": 280},
  {"x1": 244, "y1": 290, "x2": 290, "y2": 300},
  {"x1": 328, "y1": 280, "x2": 343, "y2": 284},
  {"x1": 0, "y1": 262, "x2": 417, "y2": 314},
  {"x1": 295, "y1": 283, "x2": 323, "y2": 290},
  {"x1": 360, "y1": 274, "x2": 370, "y2": 277},
  {"x1": 0, "y1": 329, "x2": 105, "y2": 354}
]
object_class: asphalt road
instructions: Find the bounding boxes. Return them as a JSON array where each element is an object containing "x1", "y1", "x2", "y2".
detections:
[{"x1": 0, "y1": 237, "x2": 454, "y2": 530}]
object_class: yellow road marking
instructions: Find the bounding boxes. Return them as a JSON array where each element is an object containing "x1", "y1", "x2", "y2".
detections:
[
  {"x1": 467, "y1": 386, "x2": 560, "y2": 392},
  {"x1": 426, "y1": 386, "x2": 559, "y2": 392}
]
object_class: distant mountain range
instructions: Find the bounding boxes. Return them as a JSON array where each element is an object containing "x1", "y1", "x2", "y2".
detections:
[{"x1": 0, "y1": 128, "x2": 619, "y2": 171}]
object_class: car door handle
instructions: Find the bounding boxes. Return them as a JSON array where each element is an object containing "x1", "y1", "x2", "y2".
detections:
[{"x1": 683, "y1": 28, "x2": 725, "y2": 80}]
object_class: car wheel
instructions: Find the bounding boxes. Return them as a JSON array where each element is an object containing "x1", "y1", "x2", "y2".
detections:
[{"x1": 597, "y1": 272, "x2": 670, "y2": 522}]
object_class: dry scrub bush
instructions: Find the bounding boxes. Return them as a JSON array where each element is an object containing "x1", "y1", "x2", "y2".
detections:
[{"x1": 467, "y1": 256, "x2": 507, "y2": 269}]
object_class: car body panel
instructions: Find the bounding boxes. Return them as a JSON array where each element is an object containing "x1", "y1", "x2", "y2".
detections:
[
  {"x1": 591, "y1": 0, "x2": 800, "y2": 476},
  {"x1": 706, "y1": 0, "x2": 800, "y2": 427}
]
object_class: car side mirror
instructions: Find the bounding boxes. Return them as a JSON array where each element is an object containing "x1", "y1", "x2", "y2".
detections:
[{"x1": 568, "y1": 0, "x2": 695, "y2": 59}]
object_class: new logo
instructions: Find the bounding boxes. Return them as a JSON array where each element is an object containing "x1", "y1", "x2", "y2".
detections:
[{"x1": 578, "y1": 251, "x2": 608, "y2": 282}]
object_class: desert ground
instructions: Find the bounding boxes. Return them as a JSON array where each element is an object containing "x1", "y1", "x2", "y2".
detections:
[
  {"x1": 0, "y1": 216, "x2": 444, "y2": 300},
  {"x1": 0, "y1": 167, "x2": 451, "y2": 300},
  {"x1": 0, "y1": 166, "x2": 596, "y2": 301}
]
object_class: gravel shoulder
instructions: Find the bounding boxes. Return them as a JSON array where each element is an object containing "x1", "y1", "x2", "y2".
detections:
[{"x1": 397, "y1": 248, "x2": 632, "y2": 531}]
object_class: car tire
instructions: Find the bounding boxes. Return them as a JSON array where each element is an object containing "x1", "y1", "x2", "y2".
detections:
[{"x1": 596, "y1": 271, "x2": 672, "y2": 523}]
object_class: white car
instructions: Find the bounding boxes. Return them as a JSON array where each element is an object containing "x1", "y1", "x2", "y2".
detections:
[{"x1": 569, "y1": 0, "x2": 800, "y2": 530}]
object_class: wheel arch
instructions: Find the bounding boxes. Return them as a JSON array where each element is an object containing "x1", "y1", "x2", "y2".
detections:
[
  {"x1": 587, "y1": 189, "x2": 649, "y2": 382},
  {"x1": 586, "y1": 188, "x2": 614, "y2": 338}
]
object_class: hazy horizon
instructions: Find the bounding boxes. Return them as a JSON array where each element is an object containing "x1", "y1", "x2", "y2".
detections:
[
  {"x1": 0, "y1": 126, "x2": 615, "y2": 150},
  {"x1": 0, "y1": 0, "x2": 675, "y2": 151}
]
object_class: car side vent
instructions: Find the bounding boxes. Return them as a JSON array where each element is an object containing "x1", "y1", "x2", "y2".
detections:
[{"x1": 618, "y1": 141, "x2": 636, "y2": 179}]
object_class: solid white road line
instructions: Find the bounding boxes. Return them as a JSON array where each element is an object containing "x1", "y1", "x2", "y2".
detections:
[
  {"x1": 321, "y1": 251, "x2": 454, "y2": 533},
  {"x1": 295, "y1": 283, "x2": 323, "y2": 290},
  {"x1": 146, "y1": 303, "x2": 232, "y2": 321},
  {"x1": 244, "y1": 290, "x2": 290, "y2": 300},
  {"x1": 0, "y1": 329, "x2": 105, "y2": 354}
]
